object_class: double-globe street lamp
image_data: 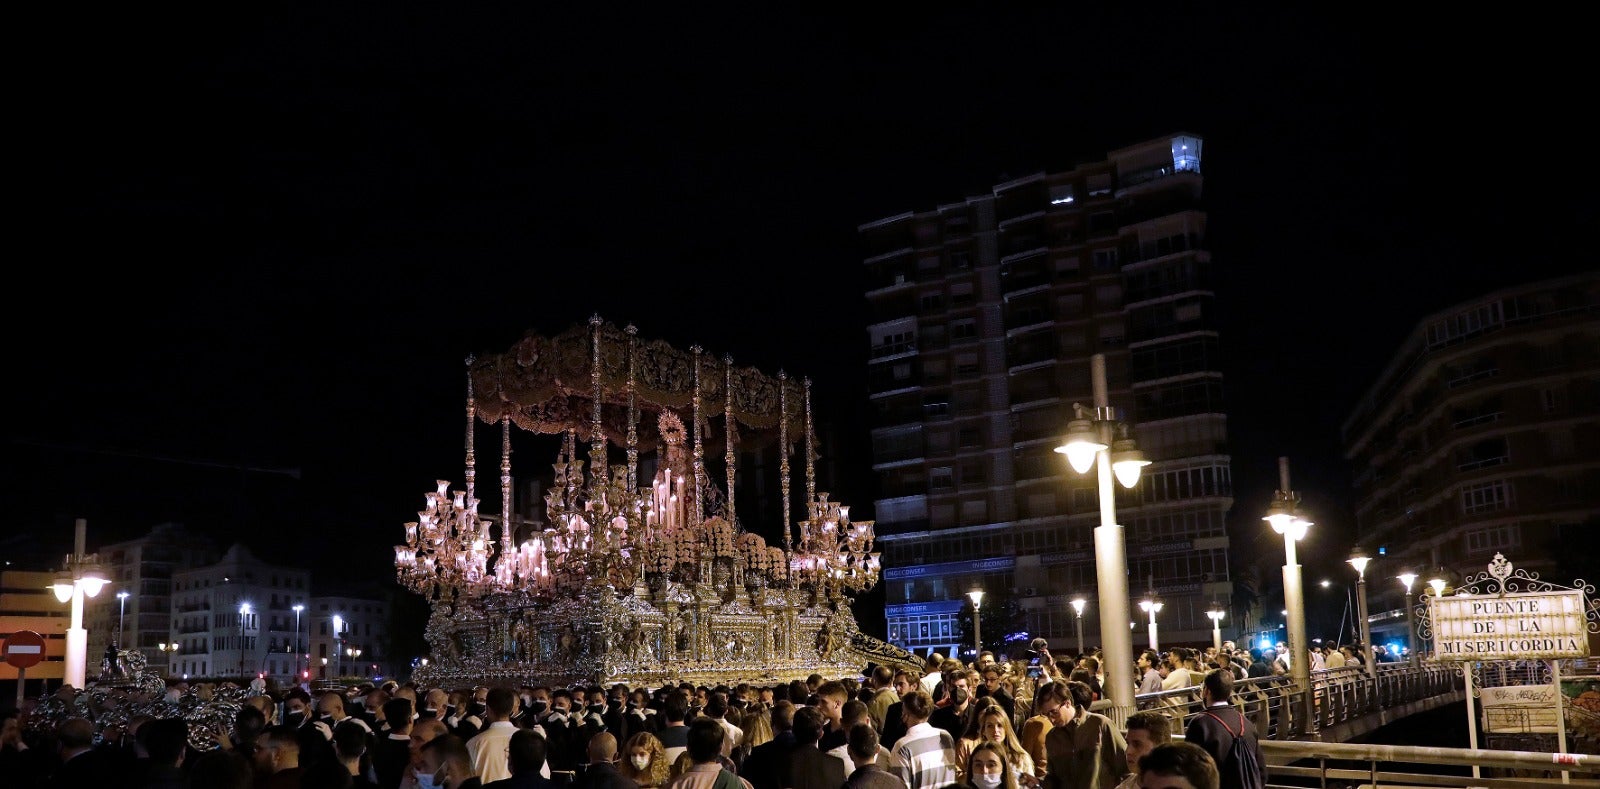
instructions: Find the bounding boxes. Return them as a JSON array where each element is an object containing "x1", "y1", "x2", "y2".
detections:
[
  {"x1": 1346, "y1": 548, "x2": 1377, "y2": 678},
  {"x1": 1054, "y1": 352, "x2": 1150, "y2": 727},
  {"x1": 1206, "y1": 601, "x2": 1226, "y2": 652},
  {"x1": 1139, "y1": 591, "x2": 1164, "y2": 652},
  {"x1": 1263, "y1": 456, "x2": 1314, "y2": 732},
  {"x1": 49, "y1": 518, "x2": 110, "y2": 689}
]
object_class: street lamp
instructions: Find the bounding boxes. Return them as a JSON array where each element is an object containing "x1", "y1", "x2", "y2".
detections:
[
  {"x1": 1264, "y1": 456, "x2": 1314, "y2": 732},
  {"x1": 966, "y1": 587, "x2": 985, "y2": 657},
  {"x1": 48, "y1": 518, "x2": 110, "y2": 688},
  {"x1": 238, "y1": 603, "x2": 252, "y2": 678},
  {"x1": 1053, "y1": 352, "x2": 1147, "y2": 726},
  {"x1": 321, "y1": 657, "x2": 328, "y2": 680},
  {"x1": 1070, "y1": 597, "x2": 1087, "y2": 656},
  {"x1": 116, "y1": 590, "x2": 130, "y2": 648},
  {"x1": 1139, "y1": 593, "x2": 1163, "y2": 652},
  {"x1": 333, "y1": 614, "x2": 344, "y2": 678},
  {"x1": 1397, "y1": 571, "x2": 1418, "y2": 665},
  {"x1": 1206, "y1": 601, "x2": 1226, "y2": 652},
  {"x1": 1347, "y1": 548, "x2": 1376, "y2": 678},
  {"x1": 292, "y1": 604, "x2": 304, "y2": 684}
]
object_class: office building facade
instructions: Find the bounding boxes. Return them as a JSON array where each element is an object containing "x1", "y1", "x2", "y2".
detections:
[
  {"x1": 168, "y1": 544, "x2": 311, "y2": 682},
  {"x1": 86, "y1": 523, "x2": 217, "y2": 677},
  {"x1": 1343, "y1": 274, "x2": 1600, "y2": 650},
  {"x1": 862, "y1": 133, "x2": 1233, "y2": 656},
  {"x1": 308, "y1": 594, "x2": 390, "y2": 681}
]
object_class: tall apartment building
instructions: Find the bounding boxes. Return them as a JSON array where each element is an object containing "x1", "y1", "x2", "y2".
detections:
[
  {"x1": 85, "y1": 523, "x2": 217, "y2": 677},
  {"x1": 168, "y1": 544, "x2": 311, "y2": 682},
  {"x1": 861, "y1": 133, "x2": 1233, "y2": 656},
  {"x1": 1342, "y1": 274, "x2": 1600, "y2": 650}
]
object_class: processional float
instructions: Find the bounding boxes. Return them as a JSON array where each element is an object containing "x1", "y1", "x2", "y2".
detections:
[{"x1": 396, "y1": 318, "x2": 920, "y2": 687}]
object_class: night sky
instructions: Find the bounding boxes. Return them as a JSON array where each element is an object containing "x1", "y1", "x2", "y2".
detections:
[{"x1": 11, "y1": 6, "x2": 1594, "y2": 619}]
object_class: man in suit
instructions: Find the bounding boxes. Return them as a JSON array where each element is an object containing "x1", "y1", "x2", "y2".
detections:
[
  {"x1": 878, "y1": 671, "x2": 917, "y2": 748},
  {"x1": 844, "y1": 724, "x2": 905, "y2": 789}
]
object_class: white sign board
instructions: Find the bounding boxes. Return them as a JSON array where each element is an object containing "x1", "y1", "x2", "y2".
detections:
[
  {"x1": 1480, "y1": 684, "x2": 1560, "y2": 733},
  {"x1": 1428, "y1": 590, "x2": 1590, "y2": 660}
]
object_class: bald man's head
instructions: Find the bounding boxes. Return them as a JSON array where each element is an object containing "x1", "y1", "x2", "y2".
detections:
[{"x1": 587, "y1": 731, "x2": 618, "y2": 763}]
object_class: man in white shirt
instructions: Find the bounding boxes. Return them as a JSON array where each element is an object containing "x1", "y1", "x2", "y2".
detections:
[
  {"x1": 919, "y1": 654, "x2": 945, "y2": 696},
  {"x1": 704, "y1": 693, "x2": 742, "y2": 758},
  {"x1": 466, "y1": 687, "x2": 520, "y2": 784}
]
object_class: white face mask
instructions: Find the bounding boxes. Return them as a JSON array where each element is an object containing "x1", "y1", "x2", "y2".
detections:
[
  {"x1": 974, "y1": 773, "x2": 1003, "y2": 789},
  {"x1": 414, "y1": 769, "x2": 441, "y2": 789},
  {"x1": 630, "y1": 756, "x2": 651, "y2": 770}
]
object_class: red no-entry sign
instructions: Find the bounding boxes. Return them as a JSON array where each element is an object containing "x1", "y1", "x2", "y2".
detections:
[{"x1": 3, "y1": 630, "x2": 47, "y2": 669}]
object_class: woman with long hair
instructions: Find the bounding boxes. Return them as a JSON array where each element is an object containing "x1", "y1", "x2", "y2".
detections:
[
  {"x1": 961, "y1": 740, "x2": 1020, "y2": 789},
  {"x1": 960, "y1": 702, "x2": 1036, "y2": 782},
  {"x1": 619, "y1": 731, "x2": 671, "y2": 788}
]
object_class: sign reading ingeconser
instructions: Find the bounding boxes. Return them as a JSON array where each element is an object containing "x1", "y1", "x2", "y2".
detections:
[{"x1": 1428, "y1": 590, "x2": 1590, "y2": 660}]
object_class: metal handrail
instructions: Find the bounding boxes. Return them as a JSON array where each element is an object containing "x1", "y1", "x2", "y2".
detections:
[
  {"x1": 1263, "y1": 740, "x2": 1598, "y2": 789},
  {"x1": 1129, "y1": 662, "x2": 1462, "y2": 739}
]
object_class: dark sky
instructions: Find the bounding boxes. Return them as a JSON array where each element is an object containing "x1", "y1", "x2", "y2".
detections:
[{"x1": 11, "y1": 6, "x2": 1594, "y2": 602}]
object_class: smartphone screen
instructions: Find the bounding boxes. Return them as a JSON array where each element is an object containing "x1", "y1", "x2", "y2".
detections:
[{"x1": 1026, "y1": 665, "x2": 1043, "y2": 679}]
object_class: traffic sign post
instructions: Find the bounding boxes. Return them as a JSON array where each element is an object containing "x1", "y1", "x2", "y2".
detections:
[{"x1": 4, "y1": 630, "x2": 47, "y2": 709}]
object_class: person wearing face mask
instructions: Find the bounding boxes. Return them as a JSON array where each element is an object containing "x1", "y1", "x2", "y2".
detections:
[
  {"x1": 618, "y1": 732, "x2": 669, "y2": 788},
  {"x1": 574, "y1": 732, "x2": 637, "y2": 789},
  {"x1": 375, "y1": 698, "x2": 417, "y2": 789},
  {"x1": 399, "y1": 719, "x2": 449, "y2": 789},
  {"x1": 961, "y1": 741, "x2": 1018, "y2": 789},
  {"x1": 422, "y1": 689, "x2": 449, "y2": 721},
  {"x1": 420, "y1": 734, "x2": 481, "y2": 789},
  {"x1": 284, "y1": 692, "x2": 314, "y2": 730}
]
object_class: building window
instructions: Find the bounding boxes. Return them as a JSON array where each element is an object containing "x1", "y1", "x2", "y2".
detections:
[
  {"x1": 1465, "y1": 525, "x2": 1520, "y2": 554},
  {"x1": 931, "y1": 467, "x2": 954, "y2": 492},
  {"x1": 1461, "y1": 480, "x2": 1511, "y2": 515},
  {"x1": 1541, "y1": 388, "x2": 1560, "y2": 413},
  {"x1": 1091, "y1": 249, "x2": 1119, "y2": 272},
  {"x1": 951, "y1": 320, "x2": 978, "y2": 342}
]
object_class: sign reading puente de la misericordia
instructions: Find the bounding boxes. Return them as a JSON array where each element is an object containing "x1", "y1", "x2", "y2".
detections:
[{"x1": 1428, "y1": 590, "x2": 1589, "y2": 660}]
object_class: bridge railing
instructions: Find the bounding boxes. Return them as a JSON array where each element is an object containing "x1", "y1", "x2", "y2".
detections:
[
  {"x1": 1131, "y1": 662, "x2": 1462, "y2": 738},
  {"x1": 1260, "y1": 739, "x2": 1599, "y2": 788}
]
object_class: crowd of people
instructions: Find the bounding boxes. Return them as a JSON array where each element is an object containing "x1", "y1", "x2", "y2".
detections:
[{"x1": 2, "y1": 642, "x2": 1272, "y2": 789}]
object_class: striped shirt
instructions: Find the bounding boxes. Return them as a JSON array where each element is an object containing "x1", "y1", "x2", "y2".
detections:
[{"x1": 890, "y1": 722, "x2": 957, "y2": 789}]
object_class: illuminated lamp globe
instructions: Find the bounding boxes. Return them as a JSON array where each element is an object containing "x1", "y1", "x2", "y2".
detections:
[
  {"x1": 1053, "y1": 405, "x2": 1105, "y2": 474},
  {"x1": 1111, "y1": 440, "x2": 1150, "y2": 488},
  {"x1": 49, "y1": 575, "x2": 75, "y2": 603},
  {"x1": 79, "y1": 568, "x2": 110, "y2": 598}
]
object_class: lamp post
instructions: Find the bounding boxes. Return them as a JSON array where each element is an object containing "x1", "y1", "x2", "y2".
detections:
[
  {"x1": 1397, "y1": 571, "x2": 1418, "y2": 665},
  {"x1": 1139, "y1": 592, "x2": 1163, "y2": 652},
  {"x1": 292, "y1": 604, "x2": 304, "y2": 684},
  {"x1": 1054, "y1": 353, "x2": 1148, "y2": 727},
  {"x1": 48, "y1": 518, "x2": 110, "y2": 689},
  {"x1": 158, "y1": 642, "x2": 178, "y2": 676},
  {"x1": 1347, "y1": 548, "x2": 1376, "y2": 678},
  {"x1": 966, "y1": 587, "x2": 985, "y2": 658},
  {"x1": 333, "y1": 614, "x2": 344, "y2": 678},
  {"x1": 116, "y1": 590, "x2": 129, "y2": 648},
  {"x1": 1070, "y1": 597, "x2": 1087, "y2": 656},
  {"x1": 238, "y1": 603, "x2": 252, "y2": 678},
  {"x1": 1206, "y1": 601, "x2": 1226, "y2": 652},
  {"x1": 1264, "y1": 456, "x2": 1314, "y2": 732}
]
